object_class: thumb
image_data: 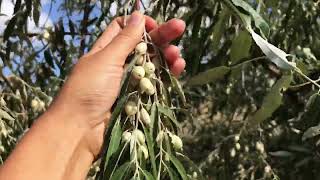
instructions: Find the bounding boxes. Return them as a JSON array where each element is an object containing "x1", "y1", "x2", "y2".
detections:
[{"x1": 99, "y1": 11, "x2": 145, "y2": 65}]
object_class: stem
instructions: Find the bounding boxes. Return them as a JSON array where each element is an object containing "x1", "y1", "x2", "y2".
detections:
[
  {"x1": 109, "y1": 142, "x2": 129, "y2": 178},
  {"x1": 79, "y1": 0, "x2": 91, "y2": 58},
  {"x1": 231, "y1": 56, "x2": 267, "y2": 69},
  {"x1": 293, "y1": 67, "x2": 320, "y2": 89},
  {"x1": 289, "y1": 78, "x2": 320, "y2": 89}
]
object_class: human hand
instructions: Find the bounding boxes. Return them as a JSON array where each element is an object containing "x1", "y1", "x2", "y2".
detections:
[{"x1": 49, "y1": 11, "x2": 186, "y2": 158}]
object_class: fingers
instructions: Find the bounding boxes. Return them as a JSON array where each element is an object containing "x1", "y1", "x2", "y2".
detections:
[
  {"x1": 162, "y1": 45, "x2": 181, "y2": 65},
  {"x1": 170, "y1": 57, "x2": 186, "y2": 76},
  {"x1": 87, "y1": 12, "x2": 186, "y2": 75},
  {"x1": 95, "y1": 11, "x2": 145, "y2": 65},
  {"x1": 149, "y1": 18, "x2": 185, "y2": 47},
  {"x1": 146, "y1": 19, "x2": 186, "y2": 76},
  {"x1": 145, "y1": 16, "x2": 158, "y2": 32}
]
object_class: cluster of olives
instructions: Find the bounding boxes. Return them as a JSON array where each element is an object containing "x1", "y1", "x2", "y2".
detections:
[
  {"x1": 124, "y1": 42, "x2": 155, "y2": 125},
  {"x1": 122, "y1": 41, "x2": 183, "y2": 159}
]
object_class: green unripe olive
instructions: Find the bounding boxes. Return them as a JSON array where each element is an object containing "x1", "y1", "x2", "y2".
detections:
[
  {"x1": 171, "y1": 135, "x2": 183, "y2": 150},
  {"x1": 31, "y1": 99, "x2": 40, "y2": 111},
  {"x1": 132, "y1": 129, "x2": 145, "y2": 144},
  {"x1": 125, "y1": 101, "x2": 138, "y2": 116},
  {"x1": 156, "y1": 131, "x2": 165, "y2": 145},
  {"x1": 139, "y1": 78, "x2": 155, "y2": 95},
  {"x1": 122, "y1": 131, "x2": 132, "y2": 143},
  {"x1": 138, "y1": 145, "x2": 149, "y2": 159},
  {"x1": 31, "y1": 99, "x2": 45, "y2": 112},
  {"x1": 39, "y1": 100, "x2": 45, "y2": 110},
  {"x1": 132, "y1": 66, "x2": 145, "y2": 79},
  {"x1": 140, "y1": 107, "x2": 151, "y2": 125},
  {"x1": 135, "y1": 42, "x2": 148, "y2": 54},
  {"x1": 144, "y1": 62, "x2": 155, "y2": 74}
]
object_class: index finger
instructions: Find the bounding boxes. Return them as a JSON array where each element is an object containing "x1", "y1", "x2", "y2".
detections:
[{"x1": 149, "y1": 18, "x2": 185, "y2": 47}]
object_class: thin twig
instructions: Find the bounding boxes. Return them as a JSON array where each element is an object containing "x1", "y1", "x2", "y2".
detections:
[
  {"x1": 289, "y1": 78, "x2": 320, "y2": 89},
  {"x1": 79, "y1": 0, "x2": 92, "y2": 58},
  {"x1": 231, "y1": 56, "x2": 267, "y2": 69},
  {"x1": 293, "y1": 67, "x2": 320, "y2": 89}
]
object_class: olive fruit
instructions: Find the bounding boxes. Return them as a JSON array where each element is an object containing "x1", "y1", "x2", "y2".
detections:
[
  {"x1": 122, "y1": 131, "x2": 132, "y2": 143},
  {"x1": 135, "y1": 42, "x2": 148, "y2": 54},
  {"x1": 156, "y1": 131, "x2": 165, "y2": 145},
  {"x1": 31, "y1": 99, "x2": 39, "y2": 111},
  {"x1": 171, "y1": 135, "x2": 183, "y2": 150},
  {"x1": 144, "y1": 62, "x2": 155, "y2": 74},
  {"x1": 132, "y1": 66, "x2": 145, "y2": 79},
  {"x1": 138, "y1": 145, "x2": 149, "y2": 159},
  {"x1": 125, "y1": 101, "x2": 138, "y2": 116},
  {"x1": 132, "y1": 129, "x2": 145, "y2": 144},
  {"x1": 139, "y1": 78, "x2": 155, "y2": 95},
  {"x1": 140, "y1": 107, "x2": 151, "y2": 125}
]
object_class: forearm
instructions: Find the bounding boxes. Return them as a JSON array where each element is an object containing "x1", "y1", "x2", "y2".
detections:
[{"x1": 0, "y1": 107, "x2": 94, "y2": 180}]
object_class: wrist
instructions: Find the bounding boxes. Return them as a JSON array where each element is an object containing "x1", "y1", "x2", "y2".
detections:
[
  {"x1": 63, "y1": 141, "x2": 95, "y2": 180},
  {"x1": 46, "y1": 100, "x2": 109, "y2": 157}
]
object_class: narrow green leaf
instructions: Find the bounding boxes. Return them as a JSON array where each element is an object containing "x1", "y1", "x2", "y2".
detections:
[
  {"x1": 211, "y1": 9, "x2": 230, "y2": 51},
  {"x1": 97, "y1": 95, "x2": 128, "y2": 180},
  {"x1": 119, "y1": 54, "x2": 139, "y2": 96},
  {"x1": 269, "y1": 151, "x2": 294, "y2": 158},
  {"x1": 0, "y1": 109, "x2": 15, "y2": 121},
  {"x1": 187, "y1": 66, "x2": 231, "y2": 86},
  {"x1": 168, "y1": 153, "x2": 188, "y2": 180},
  {"x1": 157, "y1": 104, "x2": 179, "y2": 127},
  {"x1": 25, "y1": 0, "x2": 32, "y2": 15},
  {"x1": 110, "y1": 162, "x2": 131, "y2": 180},
  {"x1": 141, "y1": 169, "x2": 155, "y2": 180},
  {"x1": 149, "y1": 103, "x2": 157, "y2": 134},
  {"x1": 251, "y1": 30, "x2": 294, "y2": 70},
  {"x1": 3, "y1": 15, "x2": 17, "y2": 41},
  {"x1": 230, "y1": 30, "x2": 252, "y2": 64},
  {"x1": 221, "y1": 0, "x2": 251, "y2": 30},
  {"x1": 104, "y1": 120, "x2": 123, "y2": 171},
  {"x1": 171, "y1": 76, "x2": 186, "y2": 106},
  {"x1": 249, "y1": 74, "x2": 292, "y2": 125},
  {"x1": 176, "y1": 153, "x2": 205, "y2": 180},
  {"x1": 231, "y1": 0, "x2": 270, "y2": 36},
  {"x1": 142, "y1": 125, "x2": 157, "y2": 178},
  {"x1": 33, "y1": 0, "x2": 41, "y2": 26},
  {"x1": 69, "y1": 20, "x2": 75, "y2": 38},
  {"x1": 13, "y1": 0, "x2": 22, "y2": 14},
  {"x1": 165, "y1": 163, "x2": 180, "y2": 180},
  {"x1": 44, "y1": 50, "x2": 55, "y2": 68}
]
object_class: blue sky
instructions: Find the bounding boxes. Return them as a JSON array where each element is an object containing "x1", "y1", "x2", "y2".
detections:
[
  {"x1": 0, "y1": 0, "x2": 152, "y2": 77},
  {"x1": 0, "y1": 0, "x2": 104, "y2": 77}
]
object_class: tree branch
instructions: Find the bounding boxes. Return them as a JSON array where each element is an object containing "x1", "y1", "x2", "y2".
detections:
[{"x1": 79, "y1": 0, "x2": 92, "y2": 58}]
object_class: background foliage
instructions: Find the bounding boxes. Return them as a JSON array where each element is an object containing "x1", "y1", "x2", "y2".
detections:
[{"x1": 1, "y1": 0, "x2": 320, "y2": 179}]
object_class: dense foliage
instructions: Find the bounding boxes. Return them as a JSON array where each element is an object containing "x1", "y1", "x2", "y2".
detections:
[{"x1": 0, "y1": 0, "x2": 320, "y2": 179}]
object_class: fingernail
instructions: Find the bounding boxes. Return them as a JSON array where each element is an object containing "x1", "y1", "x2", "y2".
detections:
[{"x1": 128, "y1": 11, "x2": 143, "y2": 26}]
